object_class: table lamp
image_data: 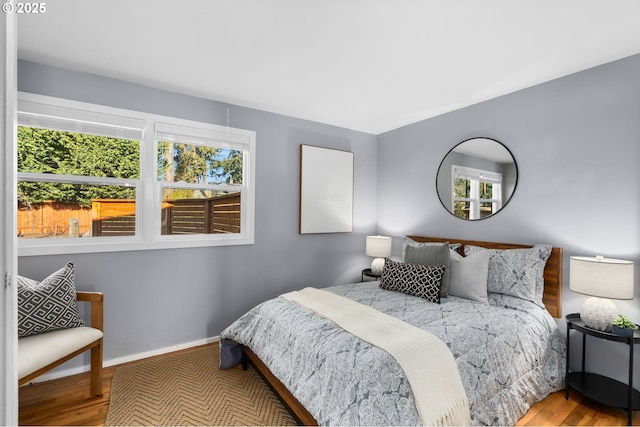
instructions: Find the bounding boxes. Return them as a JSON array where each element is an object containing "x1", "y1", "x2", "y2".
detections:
[
  {"x1": 366, "y1": 235, "x2": 392, "y2": 275},
  {"x1": 570, "y1": 255, "x2": 634, "y2": 331}
]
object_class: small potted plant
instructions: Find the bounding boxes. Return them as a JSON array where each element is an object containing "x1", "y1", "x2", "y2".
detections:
[{"x1": 611, "y1": 315, "x2": 638, "y2": 337}]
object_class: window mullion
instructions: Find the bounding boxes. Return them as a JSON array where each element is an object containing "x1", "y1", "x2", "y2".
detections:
[
  {"x1": 161, "y1": 181, "x2": 241, "y2": 193},
  {"x1": 470, "y1": 179, "x2": 480, "y2": 220},
  {"x1": 141, "y1": 119, "x2": 156, "y2": 241},
  {"x1": 17, "y1": 172, "x2": 138, "y2": 187}
]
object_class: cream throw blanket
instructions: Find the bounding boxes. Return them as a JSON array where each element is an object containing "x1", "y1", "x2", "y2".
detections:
[{"x1": 282, "y1": 287, "x2": 470, "y2": 426}]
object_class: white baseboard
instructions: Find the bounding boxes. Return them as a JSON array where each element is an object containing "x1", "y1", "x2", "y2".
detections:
[{"x1": 26, "y1": 336, "x2": 220, "y2": 384}]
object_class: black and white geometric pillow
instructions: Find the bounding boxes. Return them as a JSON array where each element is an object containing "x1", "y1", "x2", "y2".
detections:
[
  {"x1": 18, "y1": 262, "x2": 85, "y2": 337},
  {"x1": 404, "y1": 243, "x2": 452, "y2": 298},
  {"x1": 379, "y1": 258, "x2": 446, "y2": 303}
]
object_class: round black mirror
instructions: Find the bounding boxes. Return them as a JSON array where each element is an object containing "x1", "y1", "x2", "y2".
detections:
[{"x1": 436, "y1": 137, "x2": 517, "y2": 220}]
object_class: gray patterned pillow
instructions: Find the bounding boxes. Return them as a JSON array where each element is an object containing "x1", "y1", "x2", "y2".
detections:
[
  {"x1": 18, "y1": 263, "x2": 85, "y2": 337},
  {"x1": 464, "y1": 244, "x2": 552, "y2": 307},
  {"x1": 379, "y1": 258, "x2": 446, "y2": 303}
]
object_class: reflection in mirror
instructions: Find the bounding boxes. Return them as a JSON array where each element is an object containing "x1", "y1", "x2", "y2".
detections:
[{"x1": 436, "y1": 138, "x2": 517, "y2": 220}]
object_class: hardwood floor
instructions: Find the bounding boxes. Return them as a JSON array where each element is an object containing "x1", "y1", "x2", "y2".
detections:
[
  {"x1": 18, "y1": 349, "x2": 640, "y2": 426},
  {"x1": 516, "y1": 390, "x2": 640, "y2": 426},
  {"x1": 19, "y1": 366, "x2": 114, "y2": 426}
]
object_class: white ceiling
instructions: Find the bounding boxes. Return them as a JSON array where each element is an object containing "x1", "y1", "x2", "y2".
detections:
[{"x1": 16, "y1": 0, "x2": 640, "y2": 134}]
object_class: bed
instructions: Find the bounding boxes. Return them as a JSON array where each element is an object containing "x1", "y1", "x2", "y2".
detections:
[{"x1": 220, "y1": 236, "x2": 566, "y2": 426}]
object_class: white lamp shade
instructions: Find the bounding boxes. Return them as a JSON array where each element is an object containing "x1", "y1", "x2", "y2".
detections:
[
  {"x1": 570, "y1": 256, "x2": 634, "y2": 300},
  {"x1": 365, "y1": 236, "x2": 392, "y2": 258}
]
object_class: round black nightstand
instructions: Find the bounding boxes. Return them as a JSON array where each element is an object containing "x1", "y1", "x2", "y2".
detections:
[
  {"x1": 361, "y1": 268, "x2": 381, "y2": 282},
  {"x1": 565, "y1": 313, "x2": 640, "y2": 425}
]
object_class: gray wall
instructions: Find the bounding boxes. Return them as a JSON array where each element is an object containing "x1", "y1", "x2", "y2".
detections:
[
  {"x1": 17, "y1": 61, "x2": 378, "y2": 368},
  {"x1": 378, "y1": 53, "x2": 640, "y2": 384}
]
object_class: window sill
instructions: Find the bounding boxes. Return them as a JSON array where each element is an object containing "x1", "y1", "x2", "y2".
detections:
[{"x1": 18, "y1": 234, "x2": 254, "y2": 256}]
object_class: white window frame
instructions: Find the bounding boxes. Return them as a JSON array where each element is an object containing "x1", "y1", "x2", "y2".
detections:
[
  {"x1": 17, "y1": 93, "x2": 255, "y2": 256},
  {"x1": 451, "y1": 165, "x2": 502, "y2": 220}
]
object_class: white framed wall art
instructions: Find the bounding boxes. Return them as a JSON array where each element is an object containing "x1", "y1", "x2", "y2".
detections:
[{"x1": 299, "y1": 144, "x2": 354, "y2": 234}]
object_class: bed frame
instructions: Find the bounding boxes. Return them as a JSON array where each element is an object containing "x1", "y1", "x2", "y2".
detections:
[{"x1": 242, "y1": 236, "x2": 563, "y2": 426}]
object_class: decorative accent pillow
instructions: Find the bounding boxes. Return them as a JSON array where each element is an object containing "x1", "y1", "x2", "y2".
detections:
[
  {"x1": 404, "y1": 243, "x2": 452, "y2": 298},
  {"x1": 379, "y1": 258, "x2": 446, "y2": 303},
  {"x1": 18, "y1": 263, "x2": 85, "y2": 337},
  {"x1": 402, "y1": 236, "x2": 462, "y2": 298},
  {"x1": 402, "y1": 236, "x2": 461, "y2": 258},
  {"x1": 448, "y1": 250, "x2": 490, "y2": 303},
  {"x1": 464, "y1": 244, "x2": 552, "y2": 307}
]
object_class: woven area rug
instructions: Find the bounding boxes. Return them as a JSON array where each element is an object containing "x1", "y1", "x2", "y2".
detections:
[{"x1": 106, "y1": 344, "x2": 297, "y2": 426}]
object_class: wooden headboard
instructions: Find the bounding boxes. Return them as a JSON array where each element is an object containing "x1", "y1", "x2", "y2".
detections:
[{"x1": 407, "y1": 236, "x2": 563, "y2": 318}]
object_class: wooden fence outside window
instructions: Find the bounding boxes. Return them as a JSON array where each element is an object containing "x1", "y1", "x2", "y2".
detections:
[{"x1": 17, "y1": 193, "x2": 241, "y2": 238}]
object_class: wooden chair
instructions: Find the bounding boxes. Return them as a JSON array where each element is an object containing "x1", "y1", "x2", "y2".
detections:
[{"x1": 18, "y1": 291, "x2": 104, "y2": 395}]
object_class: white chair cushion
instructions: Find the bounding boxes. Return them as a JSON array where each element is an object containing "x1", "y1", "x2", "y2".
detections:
[{"x1": 18, "y1": 326, "x2": 103, "y2": 380}]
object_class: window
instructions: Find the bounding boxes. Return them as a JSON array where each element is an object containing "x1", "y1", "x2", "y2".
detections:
[
  {"x1": 451, "y1": 165, "x2": 502, "y2": 220},
  {"x1": 17, "y1": 119, "x2": 142, "y2": 240},
  {"x1": 17, "y1": 93, "x2": 255, "y2": 255},
  {"x1": 155, "y1": 123, "x2": 247, "y2": 237}
]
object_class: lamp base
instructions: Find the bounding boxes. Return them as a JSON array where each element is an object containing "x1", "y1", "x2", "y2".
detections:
[
  {"x1": 580, "y1": 297, "x2": 618, "y2": 332},
  {"x1": 371, "y1": 258, "x2": 385, "y2": 276}
]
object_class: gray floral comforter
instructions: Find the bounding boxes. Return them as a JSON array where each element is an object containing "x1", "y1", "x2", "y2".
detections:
[{"x1": 220, "y1": 282, "x2": 565, "y2": 426}]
